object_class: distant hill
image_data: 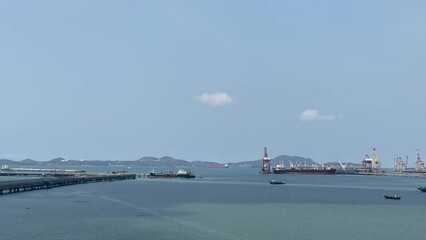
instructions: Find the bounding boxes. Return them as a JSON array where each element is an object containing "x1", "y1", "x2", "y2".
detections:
[
  {"x1": 0, "y1": 159, "x2": 15, "y2": 165},
  {"x1": 19, "y1": 159, "x2": 39, "y2": 165},
  {"x1": 0, "y1": 156, "x2": 194, "y2": 167},
  {"x1": 0, "y1": 155, "x2": 358, "y2": 168},
  {"x1": 136, "y1": 156, "x2": 190, "y2": 166}
]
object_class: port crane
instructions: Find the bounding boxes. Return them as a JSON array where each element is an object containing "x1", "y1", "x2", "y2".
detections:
[
  {"x1": 362, "y1": 148, "x2": 381, "y2": 173},
  {"x1": 260, "y1": 147, "x2": 271, "y2": 174},
  {"x1": 394, "y1": 156, "x2": 407, "y2": 173},
  {"x1": 415, "y1": 149, "x2": 424, "y2": 172},
  {"x1": 339, "y1": 161, "x2": 348, "y2": 170}
]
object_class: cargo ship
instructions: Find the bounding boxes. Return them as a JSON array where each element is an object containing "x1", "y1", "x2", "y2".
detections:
[
  {"x1": 272, "y1": 162, "x2": 336, "y2": 175},
  {"x1": 148, "y1": 169, "x2": 196, "y2": 178},
  {"x1": 208, "y1": 164, "x2": 229, "y2": 168}
]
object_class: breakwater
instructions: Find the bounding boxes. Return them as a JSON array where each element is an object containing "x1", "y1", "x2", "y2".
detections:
[{"x1": 0, "y1": 173, "x2": 136, "y2": 195}]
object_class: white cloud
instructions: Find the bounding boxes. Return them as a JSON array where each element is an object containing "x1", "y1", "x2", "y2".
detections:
[
  {"x1": 197, "y1": 92, "x2": 234, "y2": 106},
  {"x1": 299, "y1": 109, "x2": 335, "y2": 121}
]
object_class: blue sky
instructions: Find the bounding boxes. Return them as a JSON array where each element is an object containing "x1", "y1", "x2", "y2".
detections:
[{"x1": 1, "y1": 1, "x2": 425, "y2": 167}]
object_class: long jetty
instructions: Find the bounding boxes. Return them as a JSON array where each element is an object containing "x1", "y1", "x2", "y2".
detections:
[
  {"x1": 0, "y1": 173, "x2": 136, "y2": 195},
  {"x1": 0, "y1": 167, "x2": 87, "y2": 177}
]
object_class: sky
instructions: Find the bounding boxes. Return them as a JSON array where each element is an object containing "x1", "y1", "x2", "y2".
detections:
[{"x1": 1, "y1": 1, "x2": 425, "y2": 167}]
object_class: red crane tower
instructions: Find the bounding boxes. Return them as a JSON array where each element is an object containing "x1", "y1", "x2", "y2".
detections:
[{"x1": 260, "y1": 147, "x2": 271, "y2": 174}]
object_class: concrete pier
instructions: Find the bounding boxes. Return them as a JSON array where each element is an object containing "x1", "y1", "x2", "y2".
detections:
[
  {"x1": 0, "y1": 173, "x2": 136, "y2": 195},
  {"x1": 354, "y1": 172, "x2": 426, "y2": 177},
  {"x1": 0, "y1": 168, "x2": 86, "y2": 177}
]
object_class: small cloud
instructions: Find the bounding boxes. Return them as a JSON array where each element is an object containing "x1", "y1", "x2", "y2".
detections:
[
  {"x1": 197, "y1": 92, "x2": 234, "y2": 106},
  {"x1": 299, "y1": 109, "x2": 335, "y2": 121}
]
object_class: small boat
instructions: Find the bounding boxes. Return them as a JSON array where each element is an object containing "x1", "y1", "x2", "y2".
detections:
[
  {"x1": 384, "y1": 195, "x2": 401, "y2": 200},
  {"x1": 418, "y1": 187, "x2": 426, "y2": 192},
  {"x1": 269, "y1": 180, "x2": 284, "y2": 185}
]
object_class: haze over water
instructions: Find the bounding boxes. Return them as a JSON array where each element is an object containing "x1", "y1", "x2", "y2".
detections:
[{"x1": 1, "y1": 167, "x2": 425, "y2": 240}]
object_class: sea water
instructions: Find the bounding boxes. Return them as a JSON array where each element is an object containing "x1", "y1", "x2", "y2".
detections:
[{"x1": 1, "y1": 167, "x2": 425, "y2": 240}]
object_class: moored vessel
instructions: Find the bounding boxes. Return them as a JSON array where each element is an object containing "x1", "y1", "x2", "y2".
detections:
[
  {"x1": 272, "y1": 162, "x2": 336, "y2": 175},
  {"x1": 148, "y1": 169, "x2": 196, "y2": 178},
  {"x1": 208, "y1": 164, "x2": 229, "y2": 168}
]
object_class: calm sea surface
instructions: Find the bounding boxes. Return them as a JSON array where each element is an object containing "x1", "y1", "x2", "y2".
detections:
[{"x1": 1, "y1": 166, "x2": 425, "y2": 240}]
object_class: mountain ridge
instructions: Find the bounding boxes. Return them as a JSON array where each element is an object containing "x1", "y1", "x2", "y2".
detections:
[{"x1": 0, "y1": 155, "x2": 361, "y2": 167}]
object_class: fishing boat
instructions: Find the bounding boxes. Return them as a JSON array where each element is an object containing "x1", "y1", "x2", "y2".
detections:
[
  {"x1": 418, "y1": 187, "x2": 426, "y2": 192},
  {"x1": 384, "y1": 195, "x2": 401, "y2": 200},
  {"x1": 269, "y1": 180, "x2": 284, "y2": 185}
]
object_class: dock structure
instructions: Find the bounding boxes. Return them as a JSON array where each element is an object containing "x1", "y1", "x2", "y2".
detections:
[
  {"x1": 0, "y1": 173, "x2": 136, "y2": 195},
  {"x1": 355, "y1": 171, "x2": 426, "y2": 177},
  {"x1": 0, "y1": 167, "x2": 86, "y2": 177}
]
